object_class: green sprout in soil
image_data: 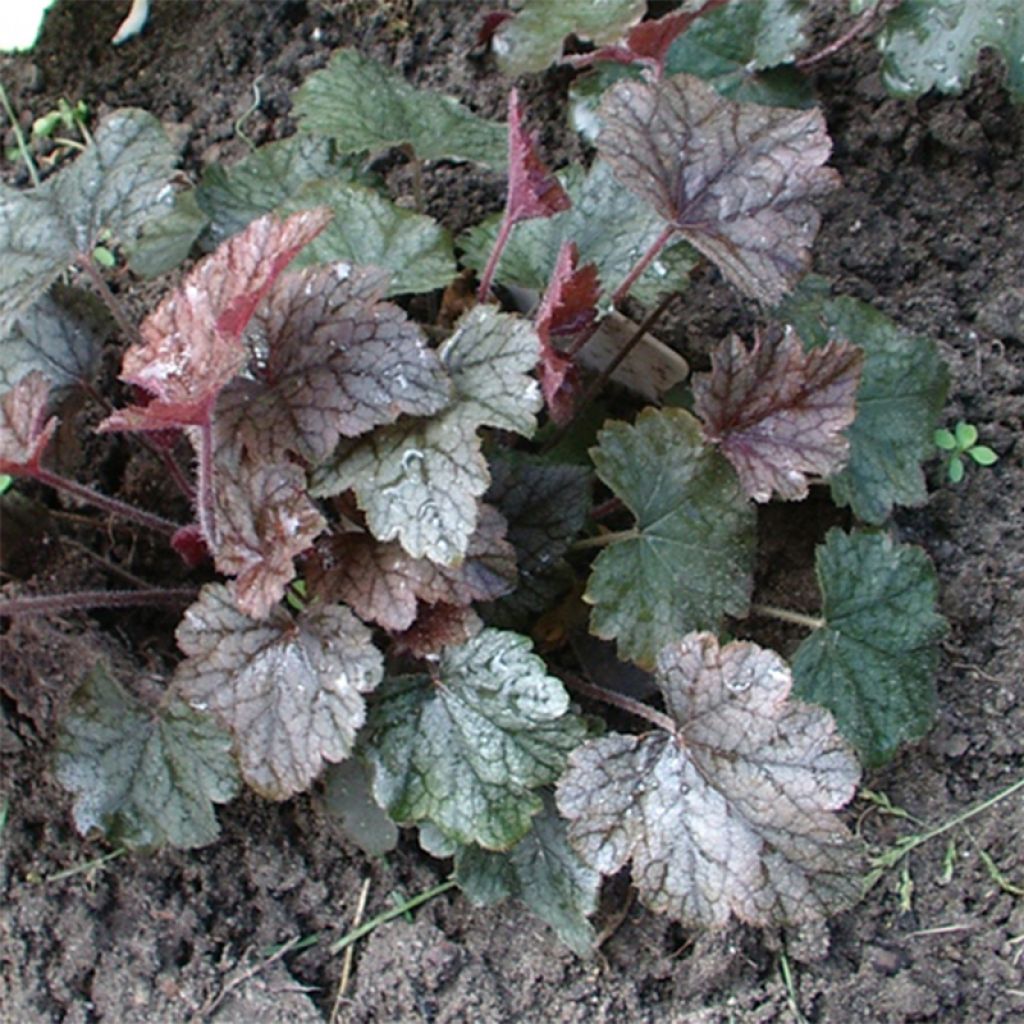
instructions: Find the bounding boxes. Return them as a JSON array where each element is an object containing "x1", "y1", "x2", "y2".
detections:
[{"x1": 934, "y1": 420, "x2": 999, "y2": 483}]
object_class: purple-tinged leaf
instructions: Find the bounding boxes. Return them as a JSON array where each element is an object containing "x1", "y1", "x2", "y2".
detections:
[
  {"x1": 534, "y1": 242, "x2": 600, "y2": 425},
  {"x1": 174, "y1": 583, "x2": 383, "y2": 800},
  {"x1": 210, "y1": 454, "x2": 326, "y2": 620},
  {"x1": 101, "y1": 209, "x2": 332, "y2": 433},
  {"x1": 598, "y1": 73, "x2": 839, "y2": 304},
  {"x1": 393, "y1": 601, "x2": 483, "y2": 659},
  {"x1": 506, "y1": 90, "x2": 571, "y2": 227},
  {"x1": 308, "y1": 504, "x2": 516, "y2": 632},
  {"x1": 0, "y1": 371, "x2": 57, "y2": 473},
  {"x1": 214, "y1": 263, "x2": 452, "y2": 466},
  {"x1": 557, "y1": 632, "x2": 863, "y2": 927},
  {"x1": 694, "y1": 327, "x2": 863, "y2": 502}
]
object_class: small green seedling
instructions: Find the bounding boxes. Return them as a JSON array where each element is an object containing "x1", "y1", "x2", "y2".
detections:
[
  {"x1": 934, "y1": 420, "x2": 998, "y2": 483},
  {"x1": 31, "y1": 97, "x2": 89, "y2": 144}
]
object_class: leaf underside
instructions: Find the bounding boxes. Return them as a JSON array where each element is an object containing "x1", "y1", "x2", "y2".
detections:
[
  {"x1": 557, "y1": 631, "x2": 863, "y2": 927},
  {"x1": 792, "y1": 529, "x2": 947, "y2": 767}
]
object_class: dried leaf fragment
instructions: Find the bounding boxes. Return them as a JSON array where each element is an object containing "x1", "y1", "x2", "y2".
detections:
[
  {"x1": 598, "y1": 73, "x2": 839, "y2": 303},
  {"x1": 174, "y1": 584, "x2": 383, "y2": 799},
  {"x1": 694, "y1": 327, "x2": 863, "y2": 501},
  {"x1": 557, "y1": 632, "x2": 863, "y2": 927}
]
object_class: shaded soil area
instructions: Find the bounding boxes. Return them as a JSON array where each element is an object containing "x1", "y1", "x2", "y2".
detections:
[{"x1": 1, "y1": 2, "x2": 1022, "y2": 1022}]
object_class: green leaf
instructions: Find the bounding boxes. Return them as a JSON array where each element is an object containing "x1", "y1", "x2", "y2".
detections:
[
  {"x1": 56, "y1": 663, "x2": 239, "y2": 850},
  {"x1": 282, "y1": 178, "x2": 455, "y2": 295},
  {"x1": 872, "y1": 0, "x2": 1024, "y2": 103},
  {"x1": 933, "y1": 427, "x2": 957, "y2": 450},
  {"x1": 492, "y1": 0, "x2": 646, "y2": 75},
  {"x1": 954, "y1": 420, "x2": 978, "y2": 448},
  {"x1": 557, "y1": 632, "x2": 863, "y2": 927},
  {"x1": 126, "y1": 189, "x2": 210, "y2": 278},
  {"x1": 947, "y1": 456, "x2": 965, "y2": 483},
  {"x1": 196, "y1": 134, "x2": 337, "y2": 245},
  {"x1": 665, "y1": 0, "x2": 815, "y2": 106},
  {"x1": 322, "y1": 757, "x2": 399, "y2": 858},
  {"x1": 454, "y1": 792, "x2": 600, "y2": 955},
  {"x1": 366, "y1": 628, "x2": 587, "y2": 849},
  {"x1": 778, "y1": 280, "x2": 950, "y2": 523},
  {"x1": 969, "y1": 445, "x2": 998, "y2": 466},
  {"x1": 585, "y1": 408, "x2": 756, "y2": 668},
  {"x1": 0, "y1": 285, "x2": 105, "y2": 393},
  {"x1": 174, "y1": 584, "x2": 384, "y2": 800},
  {"x1": 312, "y1": 306, "x2": 541, "y2": 565},
  {"x1": 0, "y1": 108, "x2": 177, "y2": 316},
  {"x1": 459, "y1": 160, "x2": 698, "y2": 309},
  {"x1": 792, "y1": 529, "x2": 947, "y2": 767},
  {"x1": 294, "y1": 48, "x2": 507, "y2": 168}
]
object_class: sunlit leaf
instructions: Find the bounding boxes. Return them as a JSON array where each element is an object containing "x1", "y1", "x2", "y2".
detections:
[
  {"x1": 56, "y1": 663, "x2": 239, "y2": 850},
  {"x1": 557, "y1": 632, "x2": 863, "y2": 926},
  {"x1": 174, "y1": 584, "x2": 383, "y2": 799},
  {"x1": 792, "y1": 529, "x2": 947, "y2": 767}
]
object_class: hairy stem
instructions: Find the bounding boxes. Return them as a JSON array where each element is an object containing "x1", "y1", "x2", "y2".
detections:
[
  {"x1": 28, "y1": 465, "x2": 182, "y2": 536},
  {"x1": 476, "y1": 214, "x2": 514, "y2": 302},
  {"x1": 751, "y1": 602, "x2": 825, "y2": 631},
  {"x1": 612, "y1": 223, "x2": 676, "y2": 308},
  {"x1": 0, "y1": 83, "x2": 41, "y2": 187},
  {"x1": 795, "y1": 0, "x2": 896, "y2": 72},
  {"x1": 195, "y1": 417, "x2": 219, "y2": 547},
  {"x1": 562, "y1": 671, "x2": 676, "y2": 734},
  {"x1": 77, "y1": 252, "x2": 141, "y2": 347},
  {"x1": 0, "y1": 586, "x2": 197, "y2": 618}
]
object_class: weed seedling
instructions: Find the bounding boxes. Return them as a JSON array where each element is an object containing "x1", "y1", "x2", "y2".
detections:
[{"x1": 934, "y1": 420, "x2": 999, "y2": 483}]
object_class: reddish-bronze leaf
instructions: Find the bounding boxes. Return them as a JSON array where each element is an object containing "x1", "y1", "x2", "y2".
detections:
[
  {"x1": 694, "y1": 328, "x2": 863, "y2": 502},
  {"x1": 212, "y1": 453, "x2": 326, "y2": 619},
  {"x1": 101, "y1": 209, "x2": 332, "y2": 433},
  {"x1": 393, "y1": 601, "x2": 483, "y2": 659},
  {"x1": 0, "y1": 371, "x2": 57, "y2": 473},
  {"x1": 506, "y1": 89, "x2": 571, "y2": 226},
  {"x1": 213, "y1": 262, "x2": 451, "y2": 465},
  {"x1": 598, "y1": 74, "x2": 839, "y2": 304},
  {"x1": 534, "y1": 242, "x2": 600, "y2": 425},
  {"x1": 307, "y1": 503, "x2": 516, "y2": 632}
]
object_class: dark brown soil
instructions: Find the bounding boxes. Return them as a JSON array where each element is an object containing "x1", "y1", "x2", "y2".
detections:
[{"x1": 2, "y1": 3, "x2": 1022, "y2": 1022}]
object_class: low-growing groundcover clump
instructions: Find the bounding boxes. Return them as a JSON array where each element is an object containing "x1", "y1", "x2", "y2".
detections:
[{"x1": 3, "y1": 0, "x2": 1017, "y2": 971}]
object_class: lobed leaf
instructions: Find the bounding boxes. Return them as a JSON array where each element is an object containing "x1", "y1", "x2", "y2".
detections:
[
  {"x1": 585, "y1": 408, "x2": 755, "y2": 668},
  {"x1": 778, "y1": 280, "x2": 950, "y2": 523},
  {"x1": 665, "y1": 0, "x2": 815, "y2": 106},
  {"x1": 491, "y1": 0, "x2": 646, "y2": 75},
  {"x1": 454, "y1": 792, "x2": 600, "y2": 956},
  {"x1": 870, "y1": 0, "x2": 1024, "y2": 103},
  {"x1": 294, "y1": 48, "x2": 507, "y2": 168},
  {"x1": 174, "y1": 584, "x2": 383, "y2": 799},
  {"x1": 307, "y1": 504, "x2": 516, "y2": 632},
  {"x1": 505, "y1": 89, "x2": 572, "y2": 226},
  {"x1": 597, "y1": 73, "x2": 838, "y2": 304},
  {"x1": 56, "y1": 663, "x2": 239, "y2": 850},
  {"x1": 694, "y1": 327, "x2": 863, "y2": 502},
  {"x1": 557, "y1": 632, "x2": 863, "y2": 927},
  {"x1": 209, "y1": 455, "x2": 326, "y2": 620},
  {"x1": 792, "y1": 529, "x2": 947, "y2": 767},
  {"x1": 215, "y1": 263, "x2": 451, "y2": 465},
  {"x1": 0, "y1": 109, "x2": 176, "y2": 317},
  {"x1": 0, "y1": 371, "x2": 57, "y2": 473},
  {"x1": 284, "y1": 178, "x2": 455, "y2": 295},
  {"x1": 102, "y1": 209, "x2": 332, "y2": 432},
  {"x1": 312, "y1": 306, "x2": 541, "y2": 565},
  {"x1": 366, "y1": 628, "x2": 587, "y2": 849}
]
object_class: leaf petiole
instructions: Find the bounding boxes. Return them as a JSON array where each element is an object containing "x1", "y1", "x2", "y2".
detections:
[{"x1": 751, "y1": 602, "x2": 825, "y2": 631}]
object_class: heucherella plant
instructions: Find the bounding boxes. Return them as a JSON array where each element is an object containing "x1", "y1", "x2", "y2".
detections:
[{"x1": 1, "y1": 3, "x2": 962, "y2": 955}]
